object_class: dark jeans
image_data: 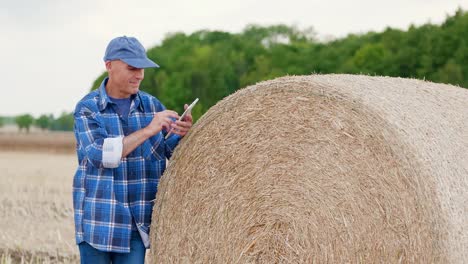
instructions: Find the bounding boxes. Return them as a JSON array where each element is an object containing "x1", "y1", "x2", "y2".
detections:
[{"x1": 78, "y1": 231, "x2": 146, "y2": 264}]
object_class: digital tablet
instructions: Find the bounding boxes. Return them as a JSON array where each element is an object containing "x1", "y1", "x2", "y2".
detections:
[{"x1": 165, "y1": 98, "x2": 199, "y2": 139}]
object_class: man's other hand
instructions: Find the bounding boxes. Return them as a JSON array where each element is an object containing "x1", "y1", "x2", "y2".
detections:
[{"x1": 171, "y1": 104, "x2": 193, "y2": 137}]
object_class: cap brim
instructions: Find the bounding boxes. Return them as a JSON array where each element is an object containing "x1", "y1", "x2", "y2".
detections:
[{"x1": 121, "y1": 58, "x2": 159, "y2": 69}]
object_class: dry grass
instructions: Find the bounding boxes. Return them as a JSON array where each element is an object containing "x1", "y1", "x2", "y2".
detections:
[
  {"x1": 0, "y1": 132, "x2": 75, "y2": 154},
  {"x1": 0, "y1": 148, "x2": 78, "y2": 263},
  {"x1": 151, "y1": 74, "x2": 467, "y2": 263}
]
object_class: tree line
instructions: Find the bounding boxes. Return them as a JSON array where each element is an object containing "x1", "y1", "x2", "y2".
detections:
[
  {"x1": 0, "y1": 113, "x2": 73, "y2": 132},
  {"x1": 90, "y1": 8, "x2": 467, "y2": 121},
  {"x1": 5, "y1": 9, "x2": 467, "y2": 131}
]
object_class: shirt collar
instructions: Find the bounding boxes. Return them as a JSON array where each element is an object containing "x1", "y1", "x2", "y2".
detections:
[
  {"x1": 133, "y1": 92, "x2": 145, "y2": 112},
  {"x1": 98, "y1": 77, "x2": 112, "y2": 111},
  {"x1": 98, "y1": 77, "x2": 145, "y2": 112}
]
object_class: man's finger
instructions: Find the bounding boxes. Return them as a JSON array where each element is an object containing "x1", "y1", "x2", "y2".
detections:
[
  {"x1": 171, "y1": 125, "x2": 188, "y2": 133},
  {"x1": 162, "y1": 110, "x2": 179, "y2": 119},
  {"x1": 182, "y1": 112, "x2": 192, "y2": 122},
  {"x1": 174, "y1": 120, "x2": 191, "y2": 128},
  {"x1": 182, "y1": 116, "x2": 190, "y2": 122},
  {"x1": 172, "y1": 129, "x2": 188, "y2": 136}
]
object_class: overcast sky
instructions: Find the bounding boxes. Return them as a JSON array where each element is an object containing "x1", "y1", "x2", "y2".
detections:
[{"x1": 1, "y1": 0, "x2": 467, "y2": 117}]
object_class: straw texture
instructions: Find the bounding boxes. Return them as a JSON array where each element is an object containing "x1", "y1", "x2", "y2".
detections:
[{"x1": 150, "y1": 74, "x2": 467, "y2": 263}]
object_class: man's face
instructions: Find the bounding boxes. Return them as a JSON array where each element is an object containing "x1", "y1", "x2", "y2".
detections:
[{"x1": 106, "y1": 60, "x2": 144, "y2": 98}]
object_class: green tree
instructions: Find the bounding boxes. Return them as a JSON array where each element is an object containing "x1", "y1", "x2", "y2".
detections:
[
  {"x1": 436, "y1": 60, "x2": 464, "y2": 86},
  {"x1": 89, "y1": 9, "x2": 468, "y2": 121},
  {"x1": 0, "y1": 116, "x2": 4, "y2": 128},
  {"x1": 50, "y1": 112, "x2": 74, "y2": 131},
  {"x1": 15, "y1": 114, "x2": 34, "y2": 133},
  {"x1": 344, "y1": 43, "x2": 390, "y2": 74},
  {"x1": 35, "y1": 114, "x2": 52, "y2": 131}
]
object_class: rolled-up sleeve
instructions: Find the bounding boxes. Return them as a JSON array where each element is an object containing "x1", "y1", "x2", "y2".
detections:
[
  {"x1": 102, "y1": 137, "x2": 123, "y2": 168},
  {"x1": 74, "y1": 105, "x2": 111, "y2": 168}
]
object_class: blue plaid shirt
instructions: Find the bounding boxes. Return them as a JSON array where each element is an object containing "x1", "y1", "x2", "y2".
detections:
[{"x1": 73, "y1": 77, "x2": 180, "y2": 252}]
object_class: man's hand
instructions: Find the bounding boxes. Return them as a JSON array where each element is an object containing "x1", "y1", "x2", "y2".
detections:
[
  {"x1": 170, "y1": 104, "x2": 193, "y2": 137},
  {"x1": 145, "y1": 110, "x2": 179, "y2": 135},
  {"x1": 122, "y1": 110, "x2": 179, "y2": 158}
]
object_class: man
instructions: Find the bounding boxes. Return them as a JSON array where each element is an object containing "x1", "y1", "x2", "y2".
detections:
[{"x1": 73, "y1": 36, "x2": 193, "y2": 263}]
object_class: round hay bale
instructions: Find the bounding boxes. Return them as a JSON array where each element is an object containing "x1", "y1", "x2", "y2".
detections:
[{"x1": 150, "y1": 74, "x2": 468, "y2": 263}]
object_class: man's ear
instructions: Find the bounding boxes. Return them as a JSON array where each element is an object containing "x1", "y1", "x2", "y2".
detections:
[{"x1": 105, "y1": 61, "x2": 112, "y2": 71}]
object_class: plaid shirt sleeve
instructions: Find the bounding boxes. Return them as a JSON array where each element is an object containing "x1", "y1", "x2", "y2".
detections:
[
  {"x1": 164, "y1": 133, "x2": 181, "y2": 158},
  {"x1": 74, "y1": 102, "x2": 109, "y2": 169}
]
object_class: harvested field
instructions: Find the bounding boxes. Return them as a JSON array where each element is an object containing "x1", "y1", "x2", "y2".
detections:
[
  {"x1": 0, "y1": 132, "x2": 156, "y2": 263},
  {"x1": 0, "y1": 133, "x2": 78, "y2": 263},
  {"x1": 151, "y1": 74, "x2": 468, "y2": 263},
  {"x1": 0, "y1": 132, "x2": 75, "y2": 154}
]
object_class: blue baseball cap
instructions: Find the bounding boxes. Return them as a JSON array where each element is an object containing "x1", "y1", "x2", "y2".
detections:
[{"x1": 103, "y1": 36, "x2": 159, "y2": 68}]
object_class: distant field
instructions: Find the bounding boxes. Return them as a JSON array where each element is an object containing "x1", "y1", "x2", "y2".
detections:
[
  {"x1": 0, "y1": 131, "x2": 75, "y2": 154},
  {"x1": 0, "y1": 132, "x2": 78, "y2": 263}
]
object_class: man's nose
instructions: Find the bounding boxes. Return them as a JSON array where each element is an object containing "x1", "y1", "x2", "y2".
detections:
[{"x1": 135, "y1": 69, "x2": 144, "y2": 79}]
